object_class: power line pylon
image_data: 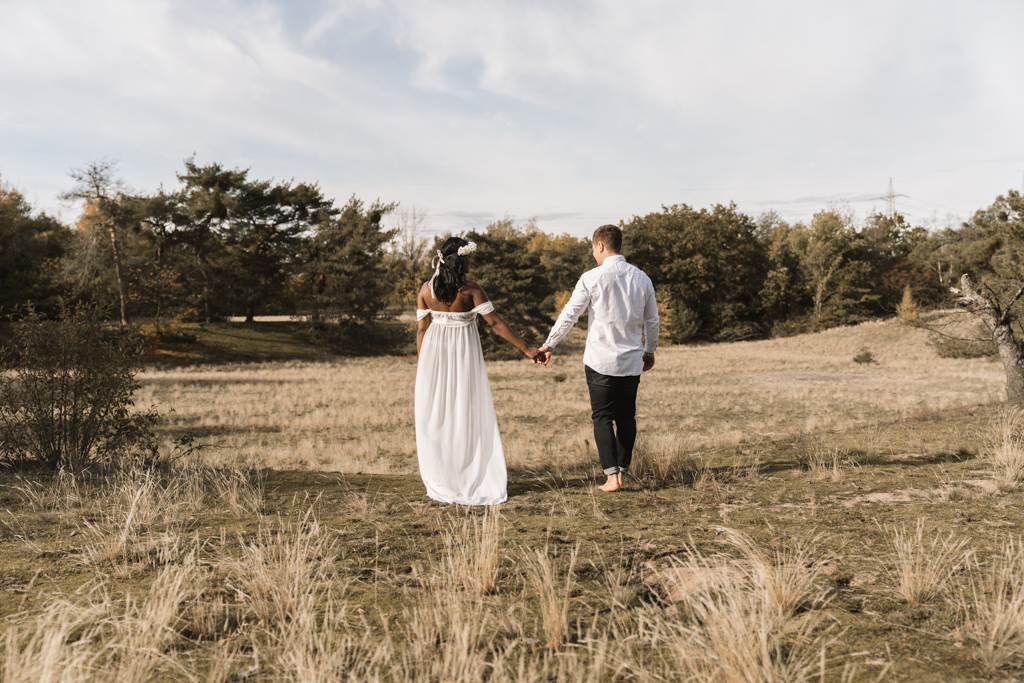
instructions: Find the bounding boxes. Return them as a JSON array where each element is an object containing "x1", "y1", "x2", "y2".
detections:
[{"x1": 874, "y1": 177, "x2": 907, "y2": 219}]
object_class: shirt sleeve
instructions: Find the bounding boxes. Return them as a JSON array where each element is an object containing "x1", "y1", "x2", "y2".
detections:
[
  {"x1": 642, "y1": 280, "x2": 659, "y2": 355},
  {"x1": 544, "y1": 276, "x2": 591, "y2": 348}
]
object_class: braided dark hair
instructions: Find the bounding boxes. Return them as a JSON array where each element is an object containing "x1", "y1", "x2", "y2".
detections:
[{"x1": 430, "y1": 237, "x2": 471, "y2": 305}]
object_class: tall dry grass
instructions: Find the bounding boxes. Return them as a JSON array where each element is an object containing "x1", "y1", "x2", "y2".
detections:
[
  {"x1": 986, "y1": 406, "x2": 1024, "y2": 487},
  {"x1": 440, "y1": 508, "x2": 503, "y2": 595},
  {"x1": 723, "y1": 529, "x2": 828, "y2": 619},
  {"x1": 520, "y1": 543, "x2": 579, "y2": 649},
  {"x1": 10, "y1": 468, "x2": 86, "y2": 511},
  {"x1": 958, "y1": 537, "x2": 1024, "y2": 670},
  {"x1": 589, "y1": 542, "x2": 642, "y2": 610},
  {"x1": 883, "y1": 519, "x2": 970, "y2": 604},
  {"x1": 795, "y1": 445, "x2": 850, "y2": 482},
  {"x1": 221, "y1": 510, "x2": 340, "y2": 628},
  {"x1": 9, "y1": 460, "x2": 265, "y2": 572},
  {"x1": 641, "y1": 533, "x2": 833, "y2": 683},
  {"x1": 629, "y1": 433, "x2": 703, "y2": 487},
  {"x1": 2, "y1": 559, "x2": 197, "y2": 683},
  {"x1": 1, "y1": 493, "x2": 900, "y2": 682}
]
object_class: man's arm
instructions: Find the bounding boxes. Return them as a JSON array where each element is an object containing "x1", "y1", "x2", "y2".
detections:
[
  {"x1": 538, "y1": 277, "x2": 591, "y2": 364},
  {"x1": 641, "y1": 280, "x2": 659, "y2": 371}
]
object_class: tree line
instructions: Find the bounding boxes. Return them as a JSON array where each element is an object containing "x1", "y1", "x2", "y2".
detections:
[{"x1": 3, "y1": 158, "x2": 1023, "y2": 353}]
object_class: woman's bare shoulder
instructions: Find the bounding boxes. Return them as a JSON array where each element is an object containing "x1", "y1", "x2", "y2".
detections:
[
  {"x1": 460, "y1": 281, "x2": 488, "y2": 302},
  {"x1": 416, "y1": 281, "x2": 433, "y2": 306}
]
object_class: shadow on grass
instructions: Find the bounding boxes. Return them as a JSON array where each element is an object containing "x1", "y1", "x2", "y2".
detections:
[{"x1": 144, "y1": 319, "x2": 417, "y2": 367}]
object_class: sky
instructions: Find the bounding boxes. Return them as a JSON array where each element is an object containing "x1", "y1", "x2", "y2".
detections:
[{"x1": 1, "y1": 0, "x2": 1023, "y2": 238}]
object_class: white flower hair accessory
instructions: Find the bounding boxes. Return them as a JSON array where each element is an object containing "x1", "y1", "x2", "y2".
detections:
[{"x1": 457, "y1": 241, "x2": 477, "y2": 257}]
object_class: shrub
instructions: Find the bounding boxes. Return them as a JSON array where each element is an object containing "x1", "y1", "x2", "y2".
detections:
[
  {"x1": 852, "y1": 347, "x2": 875, "y2": 364},
  {"x1": 0, "y1": 301, "x2": 157, "y2": 469}
]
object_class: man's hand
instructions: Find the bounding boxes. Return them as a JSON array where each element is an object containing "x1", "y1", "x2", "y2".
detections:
[
  {"x1": 534, "y1": 344, "x2": 552, "y2": 366},
  {"x1": 642, "y1": 353, "x2": 655, "y2": 372}
]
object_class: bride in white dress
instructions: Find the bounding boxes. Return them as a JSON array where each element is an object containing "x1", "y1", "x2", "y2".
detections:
[{"x1": 415, "y1": 237, "x2": 541, "y2": 506}]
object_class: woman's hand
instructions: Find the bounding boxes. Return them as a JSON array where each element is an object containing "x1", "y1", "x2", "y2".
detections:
[{"x1": 524, "y1": 346, "x2": 540, "y2": 361}]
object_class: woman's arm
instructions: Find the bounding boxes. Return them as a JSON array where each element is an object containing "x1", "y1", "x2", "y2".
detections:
[
  {"x1": 480, "y1": 310, "x2": 540, "y2": 360},
  {"x1": 469, "y1": 283, "x2": 540, "y2": 360},
  {"x1": 416, "y1": 285, "x2": 430, "y2": 357}
]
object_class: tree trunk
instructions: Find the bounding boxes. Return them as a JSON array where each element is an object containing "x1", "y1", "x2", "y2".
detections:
[
  {"x1": 957, "y1": 274, "x2": 1024, "y2": 404},
  {"x1": 194, "y1": 245, "x2": 213, "y2": 323},
  {"x1": 245, "y1": 282, "x2": 258, "y2": 323},
  {"x1": 107, "y1": 222, "x2": 129, "y2": 326},
  {"x1": 154, "y1": 240, "x2": 163, "y2": 324}
]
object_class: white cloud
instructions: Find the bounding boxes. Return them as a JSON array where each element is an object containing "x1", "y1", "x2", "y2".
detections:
[{"x1": 1, "y1": 0, "x2": 1023, "y2": 234}]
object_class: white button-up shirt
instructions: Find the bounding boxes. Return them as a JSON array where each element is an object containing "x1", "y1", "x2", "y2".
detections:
[{"x1": 544, "y1": 255, "x2": 659, "y2": 377}]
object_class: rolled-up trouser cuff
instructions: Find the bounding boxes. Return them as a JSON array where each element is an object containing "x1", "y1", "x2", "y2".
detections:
[{"x1": 603, "y1": 466, "x2": 629, "y2": 475}]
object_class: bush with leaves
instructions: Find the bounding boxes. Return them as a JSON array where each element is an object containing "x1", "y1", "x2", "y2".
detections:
[
  {"x1": 0, "y1": 301, "x2": 157, "y2": 469},
  {"x1": 852, "y1": 347, "x2": 876, "y2": 364},
  {"x1": 623, "y1": 203, "x2": 767, "y2": 343}
]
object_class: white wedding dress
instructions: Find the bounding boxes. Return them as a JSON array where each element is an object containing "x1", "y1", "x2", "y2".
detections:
[{"x1": 415, "y1": 301, "x2": 508, "y2": 505}]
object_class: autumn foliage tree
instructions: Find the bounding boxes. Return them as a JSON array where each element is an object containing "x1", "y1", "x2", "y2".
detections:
[{"x1": 60, "y1": 160, "x2": 136, "y2": 325}]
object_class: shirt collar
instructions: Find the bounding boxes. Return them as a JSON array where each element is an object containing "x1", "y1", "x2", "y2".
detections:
[{"x1": 603, "y1": 255, "x2": 626, "y2": 265}]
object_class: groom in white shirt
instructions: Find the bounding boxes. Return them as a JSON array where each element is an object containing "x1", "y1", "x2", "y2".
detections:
[{"x1": 537, "y1": 225, "x2": 659, "y2": 492}]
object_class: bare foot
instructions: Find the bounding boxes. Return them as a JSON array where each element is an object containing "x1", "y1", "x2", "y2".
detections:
[{"x1": 598, "y1": 472, "x2": 622, "y2": 492}]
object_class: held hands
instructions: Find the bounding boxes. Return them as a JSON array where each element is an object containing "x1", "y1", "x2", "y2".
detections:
[
  {"x1": 525, "y1": 346, "x2": 551, "y2": 365},
  {"x1": 525, "y1": 345, "x2": 550, "y2": 365},
  {"x1": 533, "y1": 344, "x2": 551, "y2": 366}
]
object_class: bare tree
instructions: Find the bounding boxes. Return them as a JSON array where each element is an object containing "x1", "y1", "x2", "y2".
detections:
[
  {"x1": 388, "y1": 205, "x2": 431, "y2": 298},
  {"x1": 950, "y1": 274, "x2": 1024, "y2": 403},
  {"x1": 906, "y1": 190, "x2": 1024, "y2": 404},
  {"x1": 59, "y1": 160, "x2": 134, "y2": 325}
]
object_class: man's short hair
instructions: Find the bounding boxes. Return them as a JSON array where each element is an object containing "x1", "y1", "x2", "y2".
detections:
[{"x1": 593, "y1": 225, "x2": 622, "y2": 253}]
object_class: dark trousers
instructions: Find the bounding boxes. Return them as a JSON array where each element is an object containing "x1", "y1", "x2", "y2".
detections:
[{"x1": 585, "y1": 365, "x2": 641, "y2": 475}]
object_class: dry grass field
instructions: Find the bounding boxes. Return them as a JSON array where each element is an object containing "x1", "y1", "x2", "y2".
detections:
[
  {"x1": 4, "y1": 317, "x2": 1024, "y2": 681},
  {"x1": 136, "y1": 317, "x2": 1003, "y2": 474}
]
